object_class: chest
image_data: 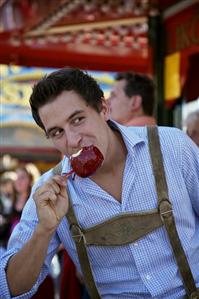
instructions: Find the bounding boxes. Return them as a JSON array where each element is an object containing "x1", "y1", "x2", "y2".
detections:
[{"x1": 93, "y1": 165, "x2": 125, "y2": 202}]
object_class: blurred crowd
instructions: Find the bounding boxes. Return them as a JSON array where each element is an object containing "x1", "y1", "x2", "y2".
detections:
[
  {"x1": 0, "y1": 161, "x2": 59, "y2": 298},
  {"x1": 0, "y1": 162, "x2": 40, "y2": 250}
]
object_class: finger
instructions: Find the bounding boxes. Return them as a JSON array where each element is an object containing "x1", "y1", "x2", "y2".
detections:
[
  {"x1": 34, "y1": 190, "x2": 57, "y2": 205},
  {"x1": 53, "y1": 175, "x2": 67, "y2": 187},
  {"x1": 52, "y1": 176, "x2": 68, "y2": 198},
  {"x1": 47, "y1": 180, "x2": 61, "y2": 195},
  {"x1": 49, "y1": 176, "x2": 68, "y2": 198},
  {"x1": 34, "y1": 179, "x2": 61, "y2": 197},
  {"x1": 33, "y1": 176, "x2": 67, "y2": 202}
]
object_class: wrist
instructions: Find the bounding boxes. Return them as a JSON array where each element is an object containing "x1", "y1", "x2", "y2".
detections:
[{"x1": 36, "y1": 223, "x2": 56, "y2": 238}]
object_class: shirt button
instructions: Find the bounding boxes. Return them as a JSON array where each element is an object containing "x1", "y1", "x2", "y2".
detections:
[
  {"x1": 146, "y1": 274, "x2": 151, "y2": 280},
  {"x1": 134, "y1": 242, "x2": 138, "y2": 246}
]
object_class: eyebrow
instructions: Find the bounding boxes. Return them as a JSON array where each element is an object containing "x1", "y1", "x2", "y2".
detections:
[{"x1": 46, "y1": 109, "x2": 84, "y2": 136}]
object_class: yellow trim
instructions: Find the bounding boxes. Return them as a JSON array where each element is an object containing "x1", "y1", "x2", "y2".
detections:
[
  {"x1": 1, "y1": 71, "x2": 45, "y2": 82},
  {"x1": 26, "y1": 17, "x2": 147, "y2": 37},
  {"x1": 0, "y1": 123, "x2": 43, "y2": 131},
  {"x1": 164, "y1": 52, "x2": 181, "y2": 101}
]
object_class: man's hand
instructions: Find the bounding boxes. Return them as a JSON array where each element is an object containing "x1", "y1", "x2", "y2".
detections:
[{"x1": 33, "y1": 175, "x2": 69, "y2": 232}]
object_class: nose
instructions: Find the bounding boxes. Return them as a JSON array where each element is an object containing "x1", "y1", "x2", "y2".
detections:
[{"x1": 66, "y1": 130, "x2": 82, "y2": 152}]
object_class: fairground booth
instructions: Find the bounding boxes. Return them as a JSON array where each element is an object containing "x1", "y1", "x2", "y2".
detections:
[{"x1": 0, "y1": 0, "x2": 198, "y2": 171}]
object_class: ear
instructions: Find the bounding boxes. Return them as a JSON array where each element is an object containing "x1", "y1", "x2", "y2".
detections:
[
  {"x1": 100, "y1": 98, "x2": 110, "y2": 121},
  {"x1": 130, "y1": 95, "x2": 142, "y2": 111}
]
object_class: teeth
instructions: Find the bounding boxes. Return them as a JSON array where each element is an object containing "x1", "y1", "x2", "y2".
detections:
[{"x1": 71, "y1": 148, "x2": 83, "y2": 158}]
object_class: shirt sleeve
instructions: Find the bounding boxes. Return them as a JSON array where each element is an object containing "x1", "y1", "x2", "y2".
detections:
[
  {"x1": 0, "y1": 170, "x2": 61, "y2": 299},
  {"x1": 180, "y1": 130, "x2": 199, "y2": 216}
]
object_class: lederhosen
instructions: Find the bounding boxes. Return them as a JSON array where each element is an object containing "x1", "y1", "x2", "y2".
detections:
[{"x1": 53, "y1": 126, "x2": 199, "y2": 299}]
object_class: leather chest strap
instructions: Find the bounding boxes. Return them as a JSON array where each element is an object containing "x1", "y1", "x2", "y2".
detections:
[
  {"x1": 147, "y1": 126, "x2": 198, "y2": 298},
  {"x1": 76, "y1": 209, "x2": 162, "y2": 246}
]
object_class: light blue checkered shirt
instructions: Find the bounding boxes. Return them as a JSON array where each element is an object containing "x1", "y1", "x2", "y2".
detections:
[{"x1": 1, "y1": 123, "x2": 199, "y2": 299}]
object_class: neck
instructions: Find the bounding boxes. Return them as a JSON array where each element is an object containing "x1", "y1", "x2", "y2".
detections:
[
  {"x1": 99, "y1": 126, "x2": 127, "y2": 175},
  {"x1": 125, "y1": 115, "x2": 156, "y2": 126}
]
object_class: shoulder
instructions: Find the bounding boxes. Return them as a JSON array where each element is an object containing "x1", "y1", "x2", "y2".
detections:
[
  {"x1": 157, "y1": 126, "x2": 198, "y2": 152},
  {"x1": 157, "y1": 126, "x2": 185, "y2": 145},
  {"x1": 153, "y1": 126, "x2": 194, "y2": 159},
  {"x1": 123, "y1": 125, "x2": 184, "y2": 144},
  {"x1": 127, "y1": 125, "x2": 195, "y2": 158},
  {"x1": 156, "y1": 127, "x2": 199, "y2": 172},
  {"x1": 157, "y1": 125, "x2": 184, "y2": 137}
]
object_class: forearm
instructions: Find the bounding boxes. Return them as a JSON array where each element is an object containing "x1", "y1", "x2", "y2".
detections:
[{"x1": 6, "y1": 224, "x2": 55, "y2": 296}]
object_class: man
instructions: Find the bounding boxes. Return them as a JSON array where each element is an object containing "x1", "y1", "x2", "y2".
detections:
[
  {"x1": 108, "y1": 72, "x2": 156, "y2": 126},
  {"x1": 185, "y1": 110, "x2": 199, "y2": 147},
  {"x1": 0, "y1": 68, "x2": 199, "y2": 299}
]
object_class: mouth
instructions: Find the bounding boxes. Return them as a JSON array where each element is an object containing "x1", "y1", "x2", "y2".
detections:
[
  {"x1": 71, "y1": 149, "x2": 83, "y2": 158},
  {"x1": 70, "y1": 144, "x2": 93, "y2": 157}
]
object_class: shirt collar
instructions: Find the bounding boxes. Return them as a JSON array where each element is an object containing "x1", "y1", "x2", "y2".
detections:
[
  {"x1": 62, "y1": 120, "x2": 145, "y2": 175},
  {"x1": 109, "y1": 120, "x2": 145, "y2": 156},
  {"x1": 62, "y1": 156, "x2": 71, "y2": 176}
]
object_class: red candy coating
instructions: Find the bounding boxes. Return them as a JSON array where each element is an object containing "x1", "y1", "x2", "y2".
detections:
[{"x1": 70, "y1": 145, "x2": 104, "y2": 178}]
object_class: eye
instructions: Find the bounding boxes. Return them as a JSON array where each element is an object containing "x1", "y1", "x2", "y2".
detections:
[
  {"x1": 48, "y1": 128, "x2": 64, "y2": 139},
  {"x1": 71, "y1": 116, "x2": 85, "y2": 125}
]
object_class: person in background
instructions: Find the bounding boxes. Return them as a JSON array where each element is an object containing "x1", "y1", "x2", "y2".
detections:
[
  {"x1": 185, "y1": 109, "x2": 199, "y2": 147},
  {"x1": 13, "y1": 167, "x2": 33, "y2": 220},
  {"x1": 0, "y1": 68, "x2": 198, "y2": 299},
  {"x1": 108, "y1": 72, "x2": 156, "y2": 126},
  {"x1": 11, "y1": 164, "x2": 40, "y2": 231},
  {"x1": 0, "y1": 172, "x2": 16, "y2": 250}
]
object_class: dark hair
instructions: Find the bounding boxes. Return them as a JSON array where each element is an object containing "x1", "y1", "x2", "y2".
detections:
[
  {"x1": 115, "y1": 72, "x2": 155, "y2": 116},
  {"x1": 29, "y1": 68, "x2": 104, "y2": 130}
]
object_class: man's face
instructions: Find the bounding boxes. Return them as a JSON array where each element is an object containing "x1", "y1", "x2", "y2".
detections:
[
  {"x1": 38, "y1": 90, "x2": 110, "y2": 158},
  {"x1": 108, "y1": 79, "x2": 132, "y2": 124}
]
